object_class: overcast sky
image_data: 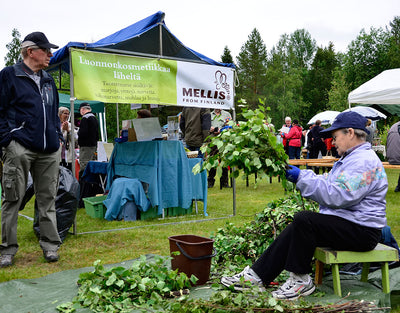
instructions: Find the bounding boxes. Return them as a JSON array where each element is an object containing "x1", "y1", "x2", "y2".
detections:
[{"x1": 0, "y1": 0, "x2": 399, "y2": 68}]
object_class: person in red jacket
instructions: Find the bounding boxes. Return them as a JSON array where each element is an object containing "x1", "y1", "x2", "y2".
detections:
[{"x1": 284, "y1": 119, "x2": 303, "y2": 159}]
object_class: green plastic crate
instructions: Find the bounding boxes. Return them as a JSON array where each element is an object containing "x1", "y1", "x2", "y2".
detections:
[
  {"x1": 139, "y1": 206, "x2": 160, "y2": 220},
  {"x1": 167, "y1": 206, "x2": 193, "y2": 217},
  {"x1": 83, "y1": 195, "x2": 107, "y2": 219}
]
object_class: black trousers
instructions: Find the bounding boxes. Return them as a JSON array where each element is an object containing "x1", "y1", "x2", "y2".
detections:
[
  {"x1": 310, "y1": 141, "x2": 327, "y2": 159},
  {"x1": 208, "y1": 167, "x2": 229, "y2": 186},
  {"x1": 251, "y1": 211, "x2": 381, "y2": 285}
]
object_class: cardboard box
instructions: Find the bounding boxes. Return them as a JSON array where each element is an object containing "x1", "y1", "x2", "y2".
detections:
[{"x1": 128, "y1": 128, "x2": 137, "y2": 141}]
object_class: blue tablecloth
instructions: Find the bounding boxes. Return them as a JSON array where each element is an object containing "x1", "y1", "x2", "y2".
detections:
[
  {"x1": 82, "y1": 161, "x2": 108, "y2": 184},
  {"x1": 107, "y1": 141, "x2": 207, "y2": 215}
]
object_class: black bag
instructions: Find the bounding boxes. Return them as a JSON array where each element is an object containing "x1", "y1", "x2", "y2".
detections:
[{"x1": 32, "y1": 166, "x2": 80, "y2": 242}]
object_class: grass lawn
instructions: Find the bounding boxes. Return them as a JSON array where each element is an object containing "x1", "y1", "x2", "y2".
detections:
[
  {"x1": 1, "y1": 168, "x2": 399, "y2": 296},
  {"x1": 1, "y1": 173, "x2": 288, "y2": 282}
]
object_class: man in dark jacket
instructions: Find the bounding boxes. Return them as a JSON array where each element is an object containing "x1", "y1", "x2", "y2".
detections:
[
  {"x1": 179, "y1": 107, "x2": 211, "y2": 158},
  {"x1": 309, "y1": 119, "x2": 327, "y2": 159},
  {"x1": 0, "y1": 32, "x2": 63, "y2": 267},
  {"x1": 78, "y1": 102, "x2": 99, "y2": 179}
]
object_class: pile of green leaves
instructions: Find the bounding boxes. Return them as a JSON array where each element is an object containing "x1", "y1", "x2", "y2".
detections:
[
  {"x1": 210, "y1": 192, "x2": 318, "y2": 278},
  {"x1": 193, "y1": 105, "x2": 288, "y2": 184},
  {"x1": 57, "y1": 255, "x2": 197, "y2": 312},
  {"x1": 166, "y1": 289, "x2": 306, "y2": 312},
  {"x1": 58, "y1": 193, "x2": 386, "y2": 313}
]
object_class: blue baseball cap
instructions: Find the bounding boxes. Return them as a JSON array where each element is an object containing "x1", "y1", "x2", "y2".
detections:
[{"x1": 321, "y1": 111, "x2": 370, "y2": 135}]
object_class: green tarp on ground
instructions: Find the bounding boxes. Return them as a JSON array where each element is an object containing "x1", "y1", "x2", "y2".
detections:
[{"x1": 1, "y1": 255, "x2": 400, "y2": 312}]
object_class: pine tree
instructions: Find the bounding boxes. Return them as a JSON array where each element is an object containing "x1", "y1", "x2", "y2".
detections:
[
  {"x1": 221, "y1": 46, "x2": 234, "y2": 64},
  {"x1": 236, "y1": 28, "x2": 268, "y2": 109}
]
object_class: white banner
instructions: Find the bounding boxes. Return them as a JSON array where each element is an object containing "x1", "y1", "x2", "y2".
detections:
[{"x1": 176, "y1": 61, "x2": 235, "y2": 110}]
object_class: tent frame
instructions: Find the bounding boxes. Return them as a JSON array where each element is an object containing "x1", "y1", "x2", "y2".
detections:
[
  {"x1": 67, "y1": 51, "x2": 237, "y2": 234},
  {"x1": 47, "y1": 11, "x2": 237, "y2": 234}
]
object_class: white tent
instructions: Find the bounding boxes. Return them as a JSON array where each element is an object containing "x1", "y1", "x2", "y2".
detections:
[
  {"x1": 348, "y1": 68, "x2": 400, "y2": 105},
  {"x1": 307, "y1": 110, "x2": 340, "y2": 125},
  {"x1": 343, "y1": 106, "x2": 387, "y2": 120}
]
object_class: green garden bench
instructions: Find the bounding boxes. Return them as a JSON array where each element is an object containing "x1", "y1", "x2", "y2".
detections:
[{"x1": 314, "y1": 243, "x2": 399, "y2": 297}]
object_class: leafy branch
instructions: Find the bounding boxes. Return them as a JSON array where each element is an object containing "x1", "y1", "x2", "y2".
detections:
[{"x1": 193, "y1": 105, "x2": 288, "y2": 186}]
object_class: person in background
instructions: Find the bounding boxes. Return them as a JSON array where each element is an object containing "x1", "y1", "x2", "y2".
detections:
[
  {"x1": 0, "y1": 32, "x2": 63, "y2": 267},
  {"x1": 280, "y1": 117, "x2": 292, "y2": 156},
  {"x1": 137, "y1": 109, "x2": 152, "y2": 118},
  {"x1": 283, "y1": 119, "x2": 302, "y2": 159},
  {"x1": 309, "y1": 119, "x2": 327, "y2": 158},
  {"x1": 59, "y1": 106, "x2": 78, "y2": 170},
  {"x1": 179, "y1": 107, "x2": 211, "y2": 159},
  {"x1": 78, "y1": 102, "x2": 99, "y2": 179},
  {"x1": 221, "y1": 111, "x2": 387, "y2": 300},
  {"x1": 304, "y1": 124, "x2": 314, "y2": 161},
  {"x1": 365, "y1": 119, "x2": 374, "y2": 144},
  {"x1": 386, "y1": 120, "x2": 400, "y2": 192},
  {"x1": 324, "y1": 135, "x2": 339, "y2": 158},
  {"x1": 208, "y1": 108, "x2": 232, "y2": 188}
]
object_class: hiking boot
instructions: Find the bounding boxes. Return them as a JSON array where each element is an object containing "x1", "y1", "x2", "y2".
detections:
[
  {"x1": 395, "y1": 185, "x2": 400, "y2": 192},
  {"x1": 43, "y1": 250, "x2": 59, "y2": 263},
  {"x1": 0, "y1": 255, "x2": 14, "y2": 267},
  {"x1": 272, "y1": 273, "x2": 315, "y2": 300},
  {"x1": 221, "y1": 266, "x2": 265, "y2": 291}
]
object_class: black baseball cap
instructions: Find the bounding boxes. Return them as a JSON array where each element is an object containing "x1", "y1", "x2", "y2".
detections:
[
  {"x1": 79, "y1": 102, "x2": 91, "y2": 110},
  {"x1": 321, "y1": 111, "x2": 370, "y2": 135},
  {"x1": 21, "y1": 32, "x2": 59, "y2": 49}
]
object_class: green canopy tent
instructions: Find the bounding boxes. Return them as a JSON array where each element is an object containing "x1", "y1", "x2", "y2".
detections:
[{"x1": 58, "y1": 93, "x2": 107, "y2": 142}]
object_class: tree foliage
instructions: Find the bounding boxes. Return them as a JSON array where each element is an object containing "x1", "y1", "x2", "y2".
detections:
[
  {"x1": 343, "y1": 27, "x2": 391, "y2": 89},
  {"x1": 4, "y1": 28, "x2": 22, "y2": 66},
  {"x1": 288, "y1": 29, "x2": 317, "y2": 70},
  {"x1": 264, "y1": 30, "x2": 316, "y2": 125},
  {"x1": 302, "y1": 43, "x2": 338, "y2": 120},
  {"x1": 387, "y1": 16, "x2": 400, "y2": 68},
  {"x1": 236, "y1": 28, "x2": 268, "y2": 109},
  {"x1": 327, "y1": 67, "x2": 351, "y2": 112},
  {"x1": 220, "y1": 46, "x2": 234, "y2": 64}
]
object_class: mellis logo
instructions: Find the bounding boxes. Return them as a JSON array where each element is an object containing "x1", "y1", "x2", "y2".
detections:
[{"x1": 181, "y1": 70, "x2": 231, "y2": 104}]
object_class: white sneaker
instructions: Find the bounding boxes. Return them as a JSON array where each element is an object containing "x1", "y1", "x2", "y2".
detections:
[
  {"x1": 221, "y1": 266, "x2": 265, "y2": 291},
  {"x1": 272, "y1": 273, "x2": 315, "y2": 300}
]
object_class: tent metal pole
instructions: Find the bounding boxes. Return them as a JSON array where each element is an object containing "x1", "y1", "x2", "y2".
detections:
[
  {"x1": 99, "y1": 112, "x2": 105, "y2": 142},
  {"x1": 103, "y1": 107, "x2": 108, "y2": 142},
  {"x1": 232, "y1": 108, "x2": 236, "y2": 216},
  {"x1": 58, "y1": 65, "x2": 62, "y2": 90},
  {"x1": 159, "y1": 23, "x2": 163, "y2": 57},
  {"x1": 103, "y1": 104, "x2": 108, "y2": 142},
  {"x1": 116, "y1": 103, "x2": 120, "y2": 136},
  {"x1": 69, "y1": 48, "x2": 78, "y2": 235}
]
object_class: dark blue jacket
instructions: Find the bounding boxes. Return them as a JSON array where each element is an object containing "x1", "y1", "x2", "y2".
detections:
[{"x1": 0, "y1": 62, "x2": 62, "y2": 153}]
